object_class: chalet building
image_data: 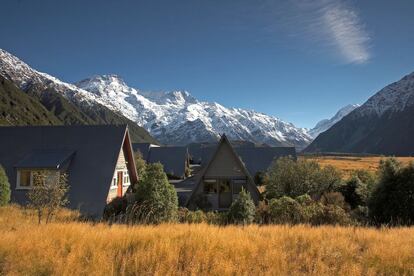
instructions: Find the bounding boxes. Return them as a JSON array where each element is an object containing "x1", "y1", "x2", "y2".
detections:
[
  {"x1": 0, "y1": 125, "x2": 137, "y2": 217},
  {"x1": 182, "y1": 135, "x2": 261, "y2": 210},
  {"x1": 133, "y1": 143, "x2": 190, "y2": 179}
]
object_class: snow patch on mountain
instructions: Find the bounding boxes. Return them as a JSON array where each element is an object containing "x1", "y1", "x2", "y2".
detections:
[
  {"x1": 309, "y1": 104, "x2": 360, "y2": 138},
  {"x1": 74, "y1": 75, "x2": 312, "y2": 148},
  {"x1": 0, "y1": 48, "x2": 312, "y2": 148},
  {"x1": 357, "y1": 72, "x2": 414, "y2": 117}
]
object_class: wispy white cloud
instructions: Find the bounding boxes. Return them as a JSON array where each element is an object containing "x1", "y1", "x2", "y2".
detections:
[{"x1": 268, "y1": 0, "x2": 371, "y2": 64}]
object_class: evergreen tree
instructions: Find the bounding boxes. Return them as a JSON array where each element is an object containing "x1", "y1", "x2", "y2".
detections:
[
  {"x1": 228, "y1": 189, "x2": 255, "y2": 225},
  {"x1": 131, "y1": 163, "x2": 178, "y2": 224},
  {"x1": 0, "y1": 165, "x2": 11, "y2": 206}
]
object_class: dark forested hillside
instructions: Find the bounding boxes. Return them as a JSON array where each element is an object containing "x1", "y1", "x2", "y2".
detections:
[{"x1": 0, "y1": 75, "x2": 157, "y2": 143}]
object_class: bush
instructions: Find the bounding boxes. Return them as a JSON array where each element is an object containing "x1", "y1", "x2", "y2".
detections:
[
  {"x1": 28, "y1": 172, "x2": 69, "y2": 224},
  {"x1": 178, "y1": 208, "x2": 207, "y2": 223},
  {"x1": 255, "y1": 201, "x2": 270, "y2": 224},
  {"x1": 268, "y1": 196, "x2": 305, "y2": 224},
  {"x1": 338, "y1": 169, "x2": 377, "y2": 209},
  {"x1": 130, "y1": 163, "x2": 178, "y2": 224},
  {"x1": 228, "y1": 189, "x2": 255, "y2": 225},
  {"x1": 0, "y1": 165, "x2": 10, "y2": 206},
  {"x1": 266, "y1": 157, "x2": 342, "y2": 200},
  {"x1": 103, "y1": 197, "x2": 128, "y2": 221},
  {"x1": 368, "y1": 158, "x2": 414, "y2": 225}
]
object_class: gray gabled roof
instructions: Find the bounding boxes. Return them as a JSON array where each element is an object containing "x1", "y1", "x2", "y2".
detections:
[
  {"x1": 236, "y1": 147, "x2": 297, "y2": 176},
  {"x1": 15, "y1": 149, "x2": 75, "y2": 169},
  {"x1": 132, "y1": 143, "x2": 153, "y2": 160},
  {"x1": 147, "y1": 147, "x2": 188, "y2": 178},
  {"x1": 0, "y1": 125, "x2": 136, "y2": 218}
]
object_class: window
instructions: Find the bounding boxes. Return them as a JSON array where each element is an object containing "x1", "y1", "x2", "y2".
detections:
[
  {"x1": 232, "y1": 179, "x2": 246, "y2": 194},
  {"x1": 17, "y1": 170, "x2": 60, "y2": 189},
  {"x1": 203, "y1": 179, "x2": 217, "y2": 194},
  {"x1": 218, "y1": 179, "x2": 231, "y2": 193},
  {"x1": 112, "y1": 177, "x2": 117, "y2": 187},
  {"x1": 18, "y1": 170, "x2": 32, "y2": 188}
]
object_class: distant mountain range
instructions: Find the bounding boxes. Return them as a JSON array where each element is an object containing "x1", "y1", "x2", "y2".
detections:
[
  {"x1": 305, "y1": 72, "x2": 414, "y2": 155},
  {"x1": 0, "y1": 49, "x2": 156, "y2": 144},
  {"x1": 308, "y1": 104, "x2": 360, "y2": 138},
  {"x1": 75, "y1": 75, "x2": 314, "y2": 149}
]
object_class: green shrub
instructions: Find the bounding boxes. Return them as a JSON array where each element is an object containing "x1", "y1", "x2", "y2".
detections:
[
  {"x1": 266, "y1": 157, "x2": 342, "y2": 200},
  {"x1": 178, "y1": 208, "x2": 207, "y2": 223},
  {"x1": 255, "y1": 201, "x2": 270, "y2": 224},
  {"x1": 0, "y1": 165, "x2": 10, "y2": 206},
  {"x1": 269, "y1": 196, "x2": 305, "y2": 224},
  {"x1": 338, "y1": 169, "x2": 377, "y2": 209},
  {"x1": 368, "y1": 158, "x2": 414, "y2": 225},
  {"x1": 228, "y1": 189, "x2": 255, "y2": 225},
  {"x1": 131, "y1": 163, "x2": 178, "y2": 224}
]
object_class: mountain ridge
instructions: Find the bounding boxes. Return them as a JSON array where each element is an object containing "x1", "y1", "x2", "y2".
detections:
[
  {"x1": 305, "y1": 71, "x2": 414, "y2": 155},
  {"x1": 74, "y1": 74, "x2": 312, "y2": 149}
]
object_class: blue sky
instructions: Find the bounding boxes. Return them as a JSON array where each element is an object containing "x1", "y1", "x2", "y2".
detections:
[{"x1": 1, "y1": 0, "x2": 414, "y2": 128}]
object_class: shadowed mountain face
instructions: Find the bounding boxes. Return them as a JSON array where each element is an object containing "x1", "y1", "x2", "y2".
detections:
[
  {"x1": 305, "y1": 72, "x2": 414, "y2": 156},
  {"x1": 0, "y1": 49, "x2": 157, "y2": 144}
]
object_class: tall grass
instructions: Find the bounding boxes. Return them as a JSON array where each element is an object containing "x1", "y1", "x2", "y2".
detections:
[{"x1": 1, "y1": 205, "x2": 414, "y2": 275}]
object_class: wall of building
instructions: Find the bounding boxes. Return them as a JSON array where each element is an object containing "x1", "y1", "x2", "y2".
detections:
[{"x1": 107, "y1": 147, "x2": 131, "y2": 202}]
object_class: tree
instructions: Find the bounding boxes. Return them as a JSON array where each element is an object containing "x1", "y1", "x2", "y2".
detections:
[
  {"x1": 134, "y1": 151, "x2": 147, "y2": 178},
  {"x1": 368, "y1": 158, "x2": 414, "y2": 225},
  {"x1": 269, "y1": 196, "x2": 305, "y2": 224},
  {"x1": 266, "y1": 157, "x2": 342, "y2": 200},
  {"x1": 228, "y1": 189, "x2": 255, "y2": 225},
  {"x1": 0, "y1": 165, "x2": 11, "y2": 206},
  {"x1": 28, "y1": 171, "x2": 69, "y2": 224},
  {"x1": 338, "y1": 170, "x2": 376, "y2": 209},
  {"x1": 130, "y1": 163, "x2": 178, "y2": 224}
]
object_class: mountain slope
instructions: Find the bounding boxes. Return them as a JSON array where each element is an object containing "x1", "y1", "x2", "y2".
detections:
[
  {"x1": 309, "y1": 104, "x2": 360, "y2": 138},
  {"x1": 305, "y1": 72, "x2": 414, "y2": 155},
  {"x1": 75, "y1": 75, "x2": 312, "y2": 149},
  {"x1": 0, "y1": 75, "x2": 62, "y2": 125},
  {"x1": 0, "y1": 49, "x2": 157, "y2": 143}
]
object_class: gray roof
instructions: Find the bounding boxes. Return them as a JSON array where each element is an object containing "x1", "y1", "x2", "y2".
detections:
[
  {"x1": 15, "y1": 149, "x2": 75, "y2": 169},
  {"x1": 189, "y1": 144, "x2": 297, "y2": 176},
  {"x1": 236, "y1": 147, "x2": 297, "y2": 176},
  {"x1": 171, "y1": 176, "x2": 198, "y2": 206},
  {"x1": 147, "y1": 147, "x2": 188, "y2": 178},
  {"x1": 0, "y1": 125, "x2": 135, "y2": 218},
  {"x1": 132, "y1": 143, "x2": 153, "y2": 160}
]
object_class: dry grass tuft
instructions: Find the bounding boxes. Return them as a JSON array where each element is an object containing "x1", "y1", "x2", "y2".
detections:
[{"x1": 1, "y1": 206, "x2": 414, "y2": 275}]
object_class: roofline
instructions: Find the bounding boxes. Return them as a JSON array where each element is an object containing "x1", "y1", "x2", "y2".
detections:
[{"x1": 122, "y1": 126, "x2": 138, "y2": 184}]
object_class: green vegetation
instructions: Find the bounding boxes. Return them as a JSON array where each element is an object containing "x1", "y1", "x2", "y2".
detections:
[
  {"x1": 129, "y1": 163, "x2": 179, "y2": 224},
  {"x1": 0, "y1": 165, "x2": 10, "y2": 206},
  {"x1": 265, "y1": 157, "x2": 342, "y2": 199},
  {"x1": 227, "y1": 189, "x2": 255, "y2": 225},
  {"x1": 369, "y1": 158, "x2": 414, "y2": 225},
  {"x1": 28, "y1": 172, "x2": 69, "y2": 224}
]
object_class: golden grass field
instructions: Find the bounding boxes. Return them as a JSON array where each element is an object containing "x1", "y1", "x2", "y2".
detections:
[
  {"x1": 303, "y1": 155, "x2": 414, "y2": 177},
  {"x1": 1, "y1": 206, "x2": 414, "y2": 275}
]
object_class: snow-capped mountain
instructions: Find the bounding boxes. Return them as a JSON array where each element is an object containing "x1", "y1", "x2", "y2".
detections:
[
  {"x1": 309, "y1": 104, "x2": 360, "y2": 138},
  {"x1": 75, "y1": 75, "x2": 312, "y2": 148},
  {"x1": 0, "y1": 49, "x2": 156, "y2": 143},
  {"x1": 305, "y1": 71, "x2": 414, "y2": 155},
  {"x1": 0, "y1": 48, "x2": 311, "y2": 148}
]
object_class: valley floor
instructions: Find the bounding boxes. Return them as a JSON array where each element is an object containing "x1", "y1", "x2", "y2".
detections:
[
  {"x1": 303, "y1": 155, "x2": 414, "y2": 177},
  {"x1": 1, "y1": 206, "x2": 414, "y2": 275}
]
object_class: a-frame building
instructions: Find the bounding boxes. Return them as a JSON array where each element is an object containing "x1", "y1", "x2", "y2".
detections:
[{"x1": 185, "y1": 134, "x2": 260, "y2": 210}]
